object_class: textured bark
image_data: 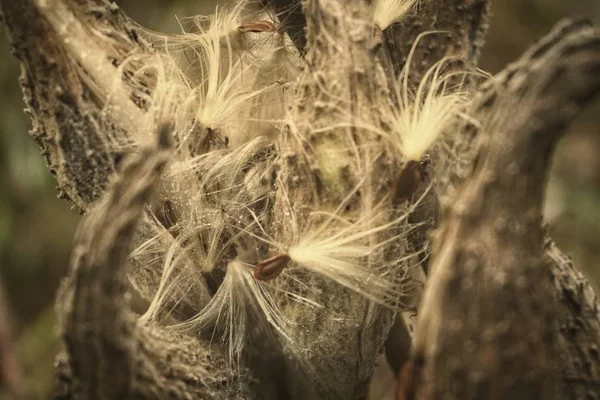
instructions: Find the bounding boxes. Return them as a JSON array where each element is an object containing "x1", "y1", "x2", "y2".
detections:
[
  {"x1": 55, "y1": 324, "x2": 253, "y2": 400},
  {"x1": 1, "y1": 0, "x2": 212, "y2": 323},
  {"x1": 0, "y1": 0, "x2": 146, "y2": 212},
  {"x1": 54, "y1": 128, "x2": 253, "y2": 399},
  {"x1": 378, "y1": 0, "x2": 492, "y2": 377},
  {"x1": 269, "y1": 1, "x2": 403, "y2": 397},
  {"x1": 409, "y1": 19, "x2": 600, "y2": 400},
  {"x1": 547, "y1": 241, "x2": 600, "y2": 398},
  {"x1": 382, "y1": 0, "x2": 490, "y2": 78}
]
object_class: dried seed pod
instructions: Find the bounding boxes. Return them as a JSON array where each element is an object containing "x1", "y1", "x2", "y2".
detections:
[
  {"x1": 253, "y1": 254, "x2": 291, "y2": 281},
  {"x1": 238, "y1": 20, "x2": 277, "y2": 33},
  {"x1": 392, "y1": 160, "x2": 422, "y2": 206}
]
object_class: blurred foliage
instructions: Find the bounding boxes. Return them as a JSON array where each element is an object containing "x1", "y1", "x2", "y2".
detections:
[
  {"x1": 0, "y1": 24, "x2": 79, "y2": 334},
  {"x1": 0, "y1": 0, "x2": 599, "y2": 398}
]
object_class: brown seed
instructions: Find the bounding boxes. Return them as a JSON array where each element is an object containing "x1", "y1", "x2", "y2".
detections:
[
  {"x1": 396, "y1": 359, "x2": 423, "y2": 400},
  {"x1": 254, "y1": 254, "x2": 291, "y2": 281},
  {"x1": 392, "y1": 160, "x2": 422, "y2": 206},
  {"x1": 194, "y1": 127, "x2": 215, "y2": 155},
  {"x1": 156, "y1": 200, "x2": 178, "y2": 230},
  {"x1": 238, "y1": 20, "x2": 277, "y2": 33},
  {"x1": 373, "y1": 24, "x2": 383, "y2": 45}
]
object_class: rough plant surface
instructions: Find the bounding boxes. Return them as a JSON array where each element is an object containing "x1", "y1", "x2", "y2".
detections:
[{"x1": 1, "y1": 0, "x2": 600, "y2": 399}]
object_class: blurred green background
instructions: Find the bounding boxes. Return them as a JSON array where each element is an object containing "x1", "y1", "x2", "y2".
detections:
[{"x1": 0, "y1": 1, "x2": 599, "y2": 398}]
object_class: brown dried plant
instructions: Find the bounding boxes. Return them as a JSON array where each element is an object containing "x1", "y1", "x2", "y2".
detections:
[{"x1": 2, "y1": 0, "x2": 600, "y2": 399}]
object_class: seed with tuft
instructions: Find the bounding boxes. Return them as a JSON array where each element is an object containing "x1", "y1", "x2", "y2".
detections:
[{"x1": 254, "y1": 254, "x2": 291, "y2": 281}]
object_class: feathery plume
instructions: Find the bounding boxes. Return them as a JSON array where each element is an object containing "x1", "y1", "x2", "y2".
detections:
[
  {"x1": 177, "y1": 260, "x2": 291, "y2": 364},
  {"x1": 253, "y1": 186, "x2": 433, "y2": 309},
  {"x1": 128, "y1": 2, "x2": 299, "y2": 153},
  {"x1": 285, "y1": 211, "x2": 414, "y2": 309},
  {"x1": 389, "y1": 56, "x2": 469, "y2": 162},
  {"x1": 373, "y1": 0, "x2": 420, "y2": 30}
]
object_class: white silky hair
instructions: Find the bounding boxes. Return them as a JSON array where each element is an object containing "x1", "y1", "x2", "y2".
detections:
[
  {"x1": 389, "y1": 56, "x2": 470, "y2": 162},
  {"x1": 41, "y1": 0, "x2": 449, "y2": 373},
  {"x1": 342, "y1": 32, "x2": 475, "y2": 163},
  {"x1": 126, "y1": 0, "x2": 472, "y2": 370},
  {"x1": 373, "y1": 0, "x2": 420, "y2": 30},
  {"x1": 284, "y1": 184, "x2": 433, "y2": 310},
  {"x1": 175, "y1": 260, "x2": 292, "y2": 365}
]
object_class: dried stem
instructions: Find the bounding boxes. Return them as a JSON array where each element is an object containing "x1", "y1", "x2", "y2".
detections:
[
  {"x1": 0, "y1": 0, "x2": 147, "y2": 211},
  {"x1": 56, "y1": 128, "x2": 254, "y2": 399},
  {"x1": 409, "y1": 20, "x2": 600, "y2": 400},
  {"x1": 1, "y1": 0, "x2": 212, "y2": 323},
  {"x1": 61, "y1": 128, "x2": 171, "y2": 397},
  {"x1": 381, "y1": 0, "x2": 490, "y2": 77},
  {"x1": 546, "y1": 241, "x2": 600, "y2": 398}
]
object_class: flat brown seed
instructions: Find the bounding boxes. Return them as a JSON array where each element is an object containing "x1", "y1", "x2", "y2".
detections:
[
  {"x1": 238, "y1": 20, "x2": 277, "y2": 33},
  {"x1": 392, "y1": 160, "x2": 422, "y2": 206},
  {"x1": 254, "y1": 254, "x2": 291, "y2": 281}
]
